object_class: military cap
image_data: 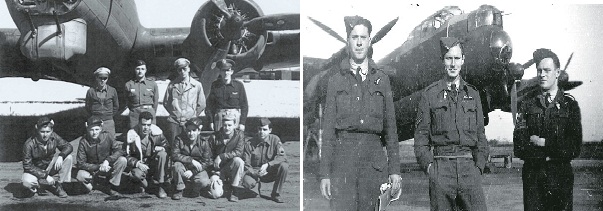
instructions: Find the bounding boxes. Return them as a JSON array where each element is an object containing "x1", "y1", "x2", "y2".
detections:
[
  {"x1": 222, "y1": 113, "x2": 237, "y2": 122},
  {"x1": 344, "y1": 15, "x2": 372, "y2": 36},
  {"x1": 216, "y1": 59, "x2": 235, "y2": 70},
  {"x1": 260, "y1": 117, "x2": 271, "y2": 126},
  {"x1": 174, "y1": 58, "x2": 190, "y2": 69},
  {"x1": 36, "y1": 116, "x2": 54, "y2": 129},
  {"x1": 185, "y1": 117, "x2": 203, "y2": 130},
  {"x1": 533, "y1": 48, "x2": 560, "y2": 69},
  {"x1": 440, "y1": 37, "x2": 463, "y2": 58},
  {"x1": 134, "y1": 59, "x2": 146, "y2": 67},
  {"x1": 86, "y1": 116, "x2": 103, "y2": 128},
  {"x1": 94, "y1": 67, "x2": 111, "y2": 76}
]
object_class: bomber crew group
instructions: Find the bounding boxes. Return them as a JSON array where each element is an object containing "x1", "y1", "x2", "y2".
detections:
[
  {"x1": 307, "y1": 16, "x2": 582, "y2": 211},
  {"x1": 21, "y1": 58, "x2": 289, "y2": 203}
]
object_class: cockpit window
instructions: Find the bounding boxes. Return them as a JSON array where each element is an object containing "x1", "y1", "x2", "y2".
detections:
[{"x1": 468, "y1": 5, "x2": 503, "y2": 31}]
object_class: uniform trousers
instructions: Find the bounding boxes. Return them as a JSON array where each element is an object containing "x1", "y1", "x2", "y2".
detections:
[
  {"x1": 429, "y1": 158, "x2": 487, "y2": 211},
  {"x1": 130, "y1": 151, "x2": 168, "y2": 185},
  {"x1": 522, "y1": 160, "x2": 574, "y2": 211},
  {"x1": 102, "y1": 119, "x2": 116, "y2": 139},
  {"x1": 76, "y1": 156, "x2": 127, "y2": 191},
  {"x1": 328, "y1": 133, "x2": 388, "y2": 211},
  {"x1": 242, "y1": 162, "x2": 289, "y2": 197},
  {"x1": 22, "y1": 155, "x2": 73, "y2": 191},
  {"x1": 172, "y1": 161, "x2": 212, "y2": 191}
]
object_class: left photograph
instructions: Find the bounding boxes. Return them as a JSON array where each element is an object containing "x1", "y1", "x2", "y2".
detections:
[{"x1": 0, "y1": 0, "x2": 300, "y2": 210}]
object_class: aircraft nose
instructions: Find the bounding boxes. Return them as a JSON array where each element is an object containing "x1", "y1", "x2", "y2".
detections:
[{"x1": 490, "y1": 29, "x2": 512, "y2": 65}]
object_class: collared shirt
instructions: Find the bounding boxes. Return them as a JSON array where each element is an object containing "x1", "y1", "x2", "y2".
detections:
[
  {"x1": 172, "y1": 134, "x2": 212, "y2": 172},
  {"x1": 414, "y1": 78, "x2": 488, "y2": 171},
  {"x1": 85, "y1": 85, "x2": 119, "y2": 120},
  {"x1": 206, "y1": 78, "x2": 249, "y2": 124},
  {"x1": 163, "y1": 77, "x2": 206, "y2": 124},
  {"x1": 125, "y1": 77, "x2": 159, "y2": 110},
  {"x1": 244, "y1": 134, "x2": 286, "y2": 169},
  {"x1": 95, "y1": 86, "x2": 107, "y2": 98},
  {"x1": 208, "y1": 130, "x2": 245, "y2": 161},
  {"x1": 22, "y1": 132, "x2": 73, "y2": 178}
]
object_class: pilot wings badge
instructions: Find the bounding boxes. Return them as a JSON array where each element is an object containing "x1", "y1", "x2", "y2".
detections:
[{"x1": 375, "y1": 182, "x2": 402, "y2": 211}]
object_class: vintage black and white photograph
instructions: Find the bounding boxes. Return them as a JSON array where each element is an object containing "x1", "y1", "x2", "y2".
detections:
[
  {"x1": 303, "y1": 1, "x2": 603, "y2": 210},
  {"x1": 0, "y1": 0, "x2": 300, "y2": 210}
]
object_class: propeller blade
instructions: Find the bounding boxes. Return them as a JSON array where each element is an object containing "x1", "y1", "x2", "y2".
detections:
[
  {"x1": 245, "y1": 14, "x2": 300, "y2": 34},
  {"x1": 563, "y1": 52, "x2": 573, "y2": 71},
  {"x1": 210, "y1": 0, "x2": 231, "y2": 18},
  {"x1": 522, "y1": 59, "x2": 534, "y2": 69},
  {"x1": 511, "y1": 81, "x2": 518, "y2": 126},
  {"x1": 307, "y1": 17, "x2": 346, "y2": 43},
  {"x1": 199, "y1": 40, "x2": 231, "y2": 95},
  {"x1": 371, "y1": 17, "x2": 399, "y2": 44}
]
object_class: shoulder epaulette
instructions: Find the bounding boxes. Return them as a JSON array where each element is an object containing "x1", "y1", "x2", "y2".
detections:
[
  {"x1": 563, "y1": 92, "x2": 576, "y2": 101},
  {"x1": 423, "y1": 81, "x2": 440, "y2": 92}
]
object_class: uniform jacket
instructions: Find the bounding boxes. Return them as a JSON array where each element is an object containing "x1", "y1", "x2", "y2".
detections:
[
  {"x1": 125, "y1": 78, "x2": 159, "y2": 111},
  {"x1": 163, "y1": 78, "x2": 206, "y2": 124},
  {"x1": 320, "y1": 58, "x2": 400, "y2": 178},
  {"x1": 77, "y1": 131, "x2": 124, "y2": 172},
  {"x1": 208, "y1": 130, "x2": 246, "y2": 161},
  {"x1": 513, "y1": 89, "x2": 582, "y2": 160},
  {"x1": 414, "y1": 79, "x2": 488, "y2": 172},
  {"x1": 244, "y1": 134, "x2": 287, "y2": 174},
  {"x1": 85, "y1": 85, "x2": 119, "y2": 121},
  {"x1": 22, "y1": 132, "x2": 73, "y2": 179},
  {"x1": 206, "y1": 78, "x2": 249, "y2": 125},
  {"x1": 124, "y1": 125, "x2": 169, "y2": 167},
  {"x1": 172, "y1": 134, "x2": 212, "y2": 172}
]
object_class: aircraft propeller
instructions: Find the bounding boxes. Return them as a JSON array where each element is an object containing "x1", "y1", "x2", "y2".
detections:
[{"x1": 211, "y1": 0, "x2": 299, "y2": 37}]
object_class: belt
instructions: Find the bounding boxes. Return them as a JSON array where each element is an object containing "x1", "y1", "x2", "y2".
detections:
[
  {"x1": 434, "y1": 156, "x2": 473, "y2": 161},
  {"x1": 336, "y1": 130, "x2": 380, "y2": 135},
  {"x1": 136, "y1": 105, "x2": 153, "y2": 109}
]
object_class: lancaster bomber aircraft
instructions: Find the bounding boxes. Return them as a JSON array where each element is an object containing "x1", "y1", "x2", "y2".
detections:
[
  {"x1": 304, "y1": 5, "x2": 582, "y2": 143},
  {"x1": 0, "y1": 0, "x2": 300, "y2": 101}
]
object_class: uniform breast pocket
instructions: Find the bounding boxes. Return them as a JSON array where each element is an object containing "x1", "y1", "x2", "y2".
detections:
[
  {"x1": 368, "y1": 90, "x2": 384, "y2": 118},
  {"x1": 555, "y1": 110, "x2": 570, "y2": 135},
  {"x1": 335, "y1": 90, "x2": 352, "y2": 114},
  {"x1": 462, "y1": 102, "x2": 477, "y2": 132},
  {"x1": 229, "y1": 92, "x2": 240, "y2": 104},
  {"x1": 430, "y1": 104, "x2": 449, "y2": 134},
  {"x1": 526, "y1": 112, "x2": 541, "y2": 135}
]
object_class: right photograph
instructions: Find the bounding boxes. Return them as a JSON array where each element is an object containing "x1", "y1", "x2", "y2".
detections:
[{"x1": 302, "y1": 1, "x2": 603, "y2": 211}]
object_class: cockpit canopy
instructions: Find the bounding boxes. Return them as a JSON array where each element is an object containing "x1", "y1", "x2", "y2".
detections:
[{"x1": 469, "y1": 5, "x2": 503, "y2": 31}]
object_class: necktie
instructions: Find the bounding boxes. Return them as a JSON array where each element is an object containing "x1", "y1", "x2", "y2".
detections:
[
  {"x1": 545, "y1": 93, "x2": 551, "y2": 107},
  {"x1": 451, "y1": 84, "x2": 458, "y2": 99}
]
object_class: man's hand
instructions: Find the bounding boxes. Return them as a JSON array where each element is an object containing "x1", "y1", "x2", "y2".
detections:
[
  {"x1": 100, "y1": 160, "x2": 111, "y2": 172},
  {"x1": 530, "y1": 135, "x2": 546, "y2": 146},
  {"x1": 137, "y1": 161, "x2": 149, "y2": 172},
  {"x1": 54, "y1": 156, "x2": 64, "y2": 171},
  {"x1": 389, "y1": 174, "x2": 401, "y2": 195},
  {"x1": 45, "y1": 175, "x2": 55, "y2": 185},
  {"x1": 154, "y1": 146, "x2": 165, "y2": 152},
  {"x1": 192, "y1": 160, "x2": 203, "y2": 171},
  {"x1": 183, "y1": 170, "x2": 193, "y2": 179},
  {"x1": 259, "y1": 163, "x2": 269, "y2": 177},
  {"x1": 320, "y1": 179, "x2": 331, "y2": 200},
  {"x1": 214, "y1": 156, "x2": 222, "y2": 169},
  {"x1": 238, "y1": 124, "x2": 245, "y2": 131}
]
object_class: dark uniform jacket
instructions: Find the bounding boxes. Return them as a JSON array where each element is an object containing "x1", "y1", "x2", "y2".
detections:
[
  {"x1": 23, "y1": 132, "x2": 73, "y2": 179},
  {"x1": 124, "y1": 126, "x2": 169, "y2": 167},
  {"x1": 244, "y1": 134, "x2": 287, "y2": 175},
  {"x1": 513, "y1": 89, "x2": 582, "y2": 160},
  {"x1": 320, "y1": 58, "x2": 400, "y2": 179},
  {"x1": 414, "y1": 79, "x2": 488, "y2": 172},
  {"x1": 85, "y1": 85, "x2": 119, "y2": 121},
  {"x1": 206, "y1": 78, "x2": 249, "y2": 125},
  {"x1": 77, "y1": 132, "x2": 124, "y2": 172},
  {"x1": 125, "y1": 78, "x2": 159, "y2": 111},
  {"x1": 208, "y1": 130, "x2": 246, "y2": 161},
  {"x1": 172, "y1": 134, "x2": 212, "y2": 172}
]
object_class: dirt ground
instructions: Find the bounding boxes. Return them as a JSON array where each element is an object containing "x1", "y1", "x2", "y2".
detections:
[{"x1": 0, "y1": 140, "x2": 300, "y2": 211}]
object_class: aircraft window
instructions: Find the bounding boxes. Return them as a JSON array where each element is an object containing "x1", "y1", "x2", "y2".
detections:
[{"x1": 476, "y1": 10, "x2": 494, "y2": 27}]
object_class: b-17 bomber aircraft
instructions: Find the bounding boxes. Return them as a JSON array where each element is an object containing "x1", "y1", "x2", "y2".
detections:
[{"x1": 0, "y1": 0, "x2": 300, "y2": 102}]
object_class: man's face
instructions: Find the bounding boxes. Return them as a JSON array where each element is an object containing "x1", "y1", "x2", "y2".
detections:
[
  {"x1": 536, "y1": 58, "x2": 560, "y2": 90},
  {"x1": 220, "y1": 68, "x2": 234, "y2": 80},
  {"x1": 178, "y1": 65, "x2": 190, "y2": 79},
  {"x1": 87, "y1": 126, "x2": 102, "y2": 140},
  {"x1": 347, "y1": 25, "x2": 371, "y2": 62},
  {"x1": 222, "y1": 120, "x2": 236, "y2": 136},
  {"x1": 96, "y1": 75, "x2": 108, "y2": 87},
  {"x1": 186, "y1": 126, "x2": 200, "y2": 141},
  {"x1": 258, "y1": 125, "x2": 272, "y2": 139},
  {"x1": 443, "y1": 45, "x2": 464, "y2": 79},
  {"x1": 37, "y1": 126, "x2": 53, "y2": 141},
  {"x1": 140, "y1": 118, "x2": 152, "y2": 135},
  {"x1": 135, "y1": 65, "x2": 147, "y2": 79}
]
